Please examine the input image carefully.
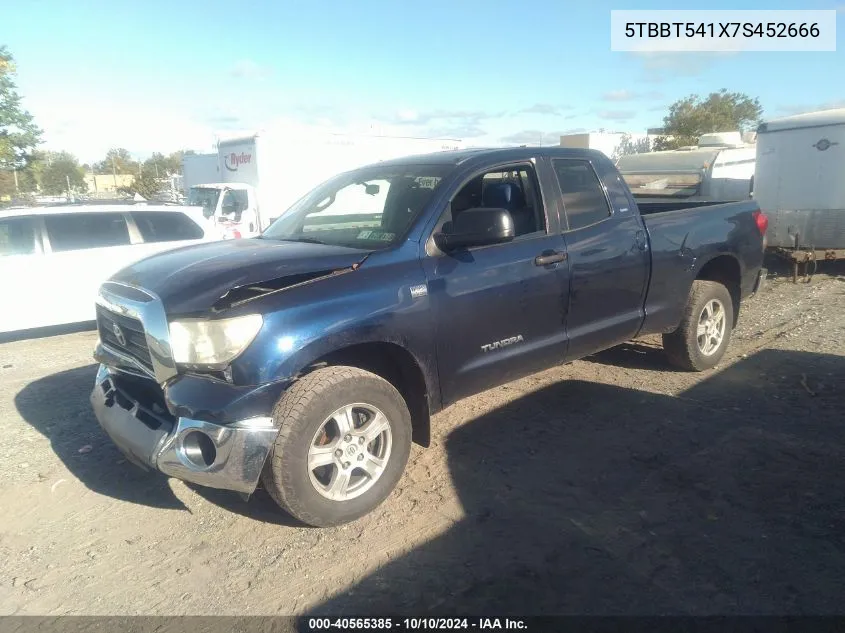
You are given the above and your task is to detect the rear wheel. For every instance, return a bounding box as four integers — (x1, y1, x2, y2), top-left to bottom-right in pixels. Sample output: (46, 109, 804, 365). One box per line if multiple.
(663, 280, 734, 371)
(261, 366, 412, 527)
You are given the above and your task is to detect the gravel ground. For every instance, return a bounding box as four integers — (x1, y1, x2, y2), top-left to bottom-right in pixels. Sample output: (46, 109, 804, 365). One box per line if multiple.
(1, 258, 844, 616)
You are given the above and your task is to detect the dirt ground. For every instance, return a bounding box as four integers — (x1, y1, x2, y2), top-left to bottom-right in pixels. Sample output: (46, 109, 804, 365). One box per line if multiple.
(1, 258, 844, 616)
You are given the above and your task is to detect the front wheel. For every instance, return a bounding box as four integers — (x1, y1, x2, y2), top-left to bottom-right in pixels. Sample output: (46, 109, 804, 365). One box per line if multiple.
(261, 366, 412, 527)
(662, 280, 734, 371)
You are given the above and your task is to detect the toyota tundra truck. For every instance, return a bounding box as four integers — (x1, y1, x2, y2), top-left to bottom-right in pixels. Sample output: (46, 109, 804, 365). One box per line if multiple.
(89, 147, 768, 527)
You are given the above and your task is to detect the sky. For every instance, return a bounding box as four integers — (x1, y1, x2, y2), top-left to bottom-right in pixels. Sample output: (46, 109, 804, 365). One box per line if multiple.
(4, 0, 845, 163)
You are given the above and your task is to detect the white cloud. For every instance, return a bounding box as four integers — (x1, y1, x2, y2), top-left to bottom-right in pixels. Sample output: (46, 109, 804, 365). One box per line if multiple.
(632, 51, 735, 82)
(777, 99, 845, 116)
(602, 89, 665, 102)
(517, 103, 573, 115)
(598, 110, 637, 122)
(603, 90, 636, 102)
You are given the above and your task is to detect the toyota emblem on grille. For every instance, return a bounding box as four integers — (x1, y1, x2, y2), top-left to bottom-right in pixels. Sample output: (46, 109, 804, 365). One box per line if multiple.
(112, 323, 127, 347)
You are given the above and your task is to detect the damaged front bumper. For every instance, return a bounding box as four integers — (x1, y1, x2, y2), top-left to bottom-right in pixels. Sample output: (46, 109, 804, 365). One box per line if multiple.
(90, 363, 279, 496)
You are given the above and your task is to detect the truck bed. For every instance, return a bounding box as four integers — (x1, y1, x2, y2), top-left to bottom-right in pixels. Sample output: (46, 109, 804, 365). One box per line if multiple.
(638, 198, 763, 336)
(635, 198, 747, 215)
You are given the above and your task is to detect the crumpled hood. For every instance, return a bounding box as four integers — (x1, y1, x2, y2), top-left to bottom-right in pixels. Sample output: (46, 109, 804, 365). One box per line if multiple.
(108, 238, 369, 315)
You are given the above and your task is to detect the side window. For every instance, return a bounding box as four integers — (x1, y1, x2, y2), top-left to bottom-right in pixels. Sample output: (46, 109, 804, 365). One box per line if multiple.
(602, 171, 634, 214)
(447, 164, 545, 239)
(0, 217, 38, 256)
(131, 211, 205, 243)
(221, 189, 249, 219)
(44, 213, 131, 252)
(552, 159, 611, 231)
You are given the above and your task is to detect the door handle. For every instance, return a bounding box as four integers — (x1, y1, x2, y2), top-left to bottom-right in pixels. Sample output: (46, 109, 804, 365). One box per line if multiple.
(534, 251, 568, 266)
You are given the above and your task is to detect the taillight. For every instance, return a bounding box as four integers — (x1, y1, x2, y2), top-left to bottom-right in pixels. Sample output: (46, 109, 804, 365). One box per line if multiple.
(753, 209, 768, 235)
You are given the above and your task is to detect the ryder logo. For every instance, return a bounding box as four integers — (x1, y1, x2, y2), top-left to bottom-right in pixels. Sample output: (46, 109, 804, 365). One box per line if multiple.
(224, 151, 252, 172)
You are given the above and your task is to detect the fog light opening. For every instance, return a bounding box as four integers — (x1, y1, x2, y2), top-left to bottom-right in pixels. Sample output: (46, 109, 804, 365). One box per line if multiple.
(180, 430, 217, 469)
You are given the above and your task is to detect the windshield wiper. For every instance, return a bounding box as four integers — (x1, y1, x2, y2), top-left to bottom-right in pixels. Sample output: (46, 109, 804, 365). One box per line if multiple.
(264, 236, 327, 245)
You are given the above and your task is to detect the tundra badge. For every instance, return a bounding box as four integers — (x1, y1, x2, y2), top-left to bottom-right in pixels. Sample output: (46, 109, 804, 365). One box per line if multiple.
(410, 284, 428, 298)
(481, 335, 524, 353)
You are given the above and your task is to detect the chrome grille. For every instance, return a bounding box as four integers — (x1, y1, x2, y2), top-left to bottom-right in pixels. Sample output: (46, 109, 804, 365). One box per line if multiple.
(96, 304, 154, 373)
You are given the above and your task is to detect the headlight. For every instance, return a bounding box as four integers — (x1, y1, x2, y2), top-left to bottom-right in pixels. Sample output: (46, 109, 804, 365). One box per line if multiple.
(169, 314, 263, 366)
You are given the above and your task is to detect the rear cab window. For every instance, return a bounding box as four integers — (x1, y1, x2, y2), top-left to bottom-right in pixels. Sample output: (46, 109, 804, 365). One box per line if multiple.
(552, 159, 611, 231)
(0, 216, 39, 256)
(130, 211, 204, 242)
(44, 212, 131, 252)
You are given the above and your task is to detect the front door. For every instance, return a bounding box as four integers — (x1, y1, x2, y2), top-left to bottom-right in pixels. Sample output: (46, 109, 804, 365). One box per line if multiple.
(422, 161, 570, 405)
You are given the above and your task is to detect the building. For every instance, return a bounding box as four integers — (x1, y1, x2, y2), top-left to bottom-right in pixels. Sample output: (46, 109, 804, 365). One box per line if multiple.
(83, 173, 135, 193)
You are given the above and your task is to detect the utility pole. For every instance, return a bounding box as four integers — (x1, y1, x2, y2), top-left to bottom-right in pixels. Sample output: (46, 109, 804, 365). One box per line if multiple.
(13, 168, 19, 195)
(66, 173, 71, 199)
(112, 156, 118, 191)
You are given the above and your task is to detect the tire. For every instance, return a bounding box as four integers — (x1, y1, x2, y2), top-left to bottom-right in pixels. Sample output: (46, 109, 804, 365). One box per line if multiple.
(261, 366, 412, 527)
(662, 280, 734, 372)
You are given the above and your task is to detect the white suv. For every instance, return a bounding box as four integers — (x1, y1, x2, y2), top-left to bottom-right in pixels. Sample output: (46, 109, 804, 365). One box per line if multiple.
(0, 204, 214, 334)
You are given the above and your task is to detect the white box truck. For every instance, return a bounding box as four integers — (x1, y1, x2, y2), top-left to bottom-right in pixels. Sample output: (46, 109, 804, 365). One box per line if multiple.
(186, 131, 463, 239)
(182, 153, 220, 196)
(754, 108, 845, 253)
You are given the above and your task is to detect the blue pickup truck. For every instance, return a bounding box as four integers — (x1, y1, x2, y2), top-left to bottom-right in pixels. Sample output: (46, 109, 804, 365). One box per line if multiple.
(90, 147, 768, 527)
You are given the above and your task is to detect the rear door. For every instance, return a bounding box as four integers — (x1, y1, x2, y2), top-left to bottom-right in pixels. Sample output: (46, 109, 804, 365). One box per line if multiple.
(551, 157, 650, 361)
(127, 210, 209, 259)
(41, 211, 135, 325)
(422, 160, 570, 404)
(0, 215, 46, 332)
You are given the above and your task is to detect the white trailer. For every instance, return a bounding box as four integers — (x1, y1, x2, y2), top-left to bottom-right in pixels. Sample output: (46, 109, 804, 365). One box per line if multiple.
(754, 108, 845, 258)
(188, 131, 463, 239)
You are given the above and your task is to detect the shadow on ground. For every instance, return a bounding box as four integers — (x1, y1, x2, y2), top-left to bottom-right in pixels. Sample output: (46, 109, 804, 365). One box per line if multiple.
(185, 484, 306, 528)
(312, 349, 845, 616)
(584, 341, 674, 372)
(14, 363, 187, 510)
(0, 321, 96, 344)
(13, 363, 303, 523)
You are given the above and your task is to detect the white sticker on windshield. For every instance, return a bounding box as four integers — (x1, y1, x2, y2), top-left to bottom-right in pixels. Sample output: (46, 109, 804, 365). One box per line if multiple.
(357, 230, 395, 241)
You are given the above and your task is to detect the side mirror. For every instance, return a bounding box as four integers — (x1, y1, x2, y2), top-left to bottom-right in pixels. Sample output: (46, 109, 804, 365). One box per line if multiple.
(364, 184, 380, 195)
(434, 207, 515, 251)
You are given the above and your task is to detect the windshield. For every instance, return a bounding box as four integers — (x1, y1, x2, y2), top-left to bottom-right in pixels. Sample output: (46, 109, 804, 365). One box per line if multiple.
(187, 187, 222, 218)
(261, 164, 451, 249)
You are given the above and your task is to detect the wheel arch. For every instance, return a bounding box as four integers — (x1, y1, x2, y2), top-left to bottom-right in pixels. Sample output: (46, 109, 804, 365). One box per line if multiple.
(297, 341, 433, 448)
(695, 254, 742, 327)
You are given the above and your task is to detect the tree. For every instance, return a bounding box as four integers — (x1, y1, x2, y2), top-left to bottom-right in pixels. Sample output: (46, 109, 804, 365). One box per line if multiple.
(612, 133, 651, 160)
(1, 46, 42, 194)
(95, 148, 139, 175)
(40, 151, 87, 195)
(653, 90, 763, 151)
(119, 171, 160, 199)
(143, 149, 193, 176)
